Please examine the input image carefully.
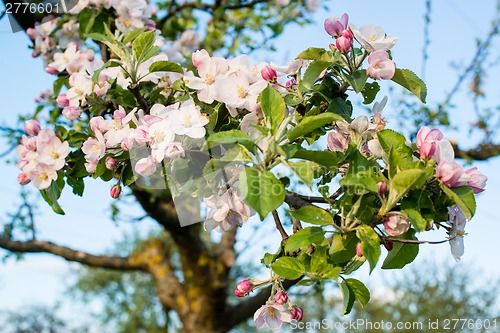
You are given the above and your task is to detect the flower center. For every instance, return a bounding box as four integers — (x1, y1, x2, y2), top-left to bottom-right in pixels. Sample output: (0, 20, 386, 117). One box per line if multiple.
(205, 73, 214, 85)
(267, 308, 276, 318)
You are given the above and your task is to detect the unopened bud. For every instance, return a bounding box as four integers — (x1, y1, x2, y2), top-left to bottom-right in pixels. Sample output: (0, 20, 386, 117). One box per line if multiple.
(62, 106, 81, 121)
(261, 65, 277, 81)
(17, 173, 30, 185)
(290, 306, 304, 321)
(335, 36, 351, 53)
(234, 279, 253, 297)
(274, 291, 288, 304)
(57, 93, 70, 107)
(110, 184, 121, 199)
(383, 212, 410, 237)
(377, 181, 387, 196)
(24, 119, 41, 136)
(45, 66, 59, 75)
(105, 157, 118, 170)
(356, 243, 363, 257)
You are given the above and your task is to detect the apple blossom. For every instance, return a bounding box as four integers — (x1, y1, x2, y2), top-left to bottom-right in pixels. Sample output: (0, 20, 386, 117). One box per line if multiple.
(377, 181, 387, 196)
(135, 155, 158, 177)
(110, 184, 121, 199)
(17, 173, 30, 185)
(447, 205, 467, 261)
(462, 167, 487, 193)
(254, 303, 292, 330)
(436, 160, 464, 188)
(169, 99, 209, 138)
(105, 157, 118, 170)
(57, 93, 70, 107)
(261, 66, 278, 81)
(327, 131, 349, 152)
(324, 13, 349, 38)
(62, 106, 81, 120)
(336, 36, 351, 53)
(366, 50, 396, 80)
(351, 24, 398, 51)
(383, 213, 410, 237)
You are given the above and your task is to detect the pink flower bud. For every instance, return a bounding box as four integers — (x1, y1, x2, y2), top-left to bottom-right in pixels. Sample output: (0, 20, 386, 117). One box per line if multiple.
(419, 141, 436, 159)
(110, 184, 121, 199)
(85, 160, 98, 174)
(234, 280, 253, 297)
(45, 66, 59, 75)
(327, 131, 349, 152)
(274, 291, 288, 304)
(62, 106, 81, 120)
(377, 181, 387, 196)
(356, 243, 363, 257)
(23, 137, 37, 151)
(145, 19, 156, 31)
(26, 28, 37, 40)
(261, 65, 277, 81)
(290, 306, 304, 321)
(17, 173, 31, 185)
(436, 160, 464, 188)
(383, 212, 410, 237)
(17, 159, 29, 170)
(366, 50, 396, 80)
(57, 93, 70, 107)
(134, 156, 157, 177)
(324, 13, 349, 37)
(120, 137, 134, 151)
(416, 126, 443, 148)
(24, 120, 41, 136)
(105, 157, 118, 170)
(341, 29, 353, 40)
(335, 36, 351, 53)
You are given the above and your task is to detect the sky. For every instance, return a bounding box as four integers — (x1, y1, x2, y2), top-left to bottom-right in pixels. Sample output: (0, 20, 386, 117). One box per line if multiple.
(0, 0, 500, 327)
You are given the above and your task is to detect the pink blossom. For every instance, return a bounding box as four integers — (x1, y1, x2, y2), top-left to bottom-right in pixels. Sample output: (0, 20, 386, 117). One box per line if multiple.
(274, 291, 288, 304)
(462, 167, 487, 193)
(327, 131, 349, 152)
(254, 303, 292, 330)
(85, 160, 98, 174)
(234, 280, 253, 297)
(324, 13, 349, 38)
(356, 243, 363, 257)
(81, 130, 106, 162)
(336, 36, 351, 53)
(135, 155, 157, 177)
(29, 164, 57, 190)
(377, 181, 387, 196)
(105, 157, 118, 170)
(366, 50, 396, 80)
(169, 99, 209, 139)
(261, 65, 277, 81)
(447, 205, 467, 261)
(383, 213, 410, 237)
(57, 93, 70, 107)
(17, 173, 30, 185)
(351, 24, 398, 51)
(62, 106, 81, 120)
(416, 126, 444, 147)
(436, 160, 464, 188)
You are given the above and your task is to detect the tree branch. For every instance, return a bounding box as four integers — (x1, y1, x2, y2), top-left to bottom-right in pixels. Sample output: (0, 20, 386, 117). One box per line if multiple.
(452, 141, 500, 161)
(0, 237, 146, 271)
(272, 210, 288, 240)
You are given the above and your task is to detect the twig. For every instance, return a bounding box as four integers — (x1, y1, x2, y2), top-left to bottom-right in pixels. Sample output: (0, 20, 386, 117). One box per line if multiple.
(128, 85, 149, 112)
(272, 210, 288, 240)
(292, 217, 302, 233)
(381, 235, 449, 245)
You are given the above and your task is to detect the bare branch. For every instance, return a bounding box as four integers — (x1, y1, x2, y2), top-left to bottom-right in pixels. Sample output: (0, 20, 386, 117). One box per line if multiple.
(272, 210, 288, 240)
(0, 237, 146, 271)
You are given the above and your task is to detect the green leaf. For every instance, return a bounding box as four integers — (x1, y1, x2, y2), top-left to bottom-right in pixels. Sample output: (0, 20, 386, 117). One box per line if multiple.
(327, 98, 351, 120)
(149, 60, 184, 74)
(291, 150, 341, 168)
(309, 246, 329, 275)
(340, 173, 379, 195)
(206, 130, 255, 149)
(345, 70, 367, 93)
(290, 206, 334, 226)
(132, 31, 156, 63)
(288, 113, 342, 141)
(271, 257, 305, 280)
(123, 27, 148, 43)
(239, 168, 285, 220)
(391, 68, 427, 103)
(361, 82, 381, 104)
(92, 60, 122, 83)
(401, 208, 428, 232)
(386, 169, 427, 213)
(329, 233, 358, 264)
(296, 47, 334, 62)
(440, 185, 476, 219)
(286, 161, 316, 187)
(377, 129, 413, 161)
(382, 229, 419, 269)
(285, 227, 326, 253)
(302, 61, 331, 90)
(40, 181, 65, 215)
(356, 225, 381, 273)
(339, 280, 355, 315)
(260, 85, 285, 133)
(345, 278, 370, 308)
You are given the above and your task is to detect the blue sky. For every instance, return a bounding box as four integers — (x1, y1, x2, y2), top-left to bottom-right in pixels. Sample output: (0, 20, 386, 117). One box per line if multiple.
(0, 0, 499, 324)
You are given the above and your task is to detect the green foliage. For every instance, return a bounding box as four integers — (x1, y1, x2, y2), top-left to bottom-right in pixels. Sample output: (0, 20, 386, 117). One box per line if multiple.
(391, 68, 427, 103)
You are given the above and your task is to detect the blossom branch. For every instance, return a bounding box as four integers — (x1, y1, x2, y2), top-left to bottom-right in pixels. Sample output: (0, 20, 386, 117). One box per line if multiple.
(381, 235, 449, 245)
(272, 210, 288, 240)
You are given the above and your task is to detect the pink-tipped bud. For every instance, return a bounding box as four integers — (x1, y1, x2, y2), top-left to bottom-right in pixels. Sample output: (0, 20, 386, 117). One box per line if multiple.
(17, 173, 31, 185)
(274, 291, 288, 304)
(261, 65, 277, 81)
(341, 29, 353, 40)
(120, 137, 134, 152)
(335, 36, 351, 53)
(62, 106, 81, 120)
(356, 243, 363, 257)
(234, 280, 253, 297)
(290, 306, 304, 321)
(110, 184, 121, 199)
(377, 181, 387, 196)
(24, 119, 41, 136)
(419, 141, 436, 159)
(57, 93, 70, 107)
(26, 27, 37, 40)
(45, 66, 59, 75)
(383, 212, 410, 237)
(145, 19, 156, 31)
(105, 157, 118, 170)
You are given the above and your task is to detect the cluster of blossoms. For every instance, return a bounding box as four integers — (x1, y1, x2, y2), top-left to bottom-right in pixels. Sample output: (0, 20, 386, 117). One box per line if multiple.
(234, 279, 303, 330)
(16, 120, 69, 190)
(324, 13, 397, 80)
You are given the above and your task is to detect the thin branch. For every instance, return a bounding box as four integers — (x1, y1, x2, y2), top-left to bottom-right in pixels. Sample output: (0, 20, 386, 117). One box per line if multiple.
(129, 85, 149, 112)
(292, 217, 303, 233)
(381, 235, 449, 245)
(272, 210, 288, 240)
(0, 237, 146, 271)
